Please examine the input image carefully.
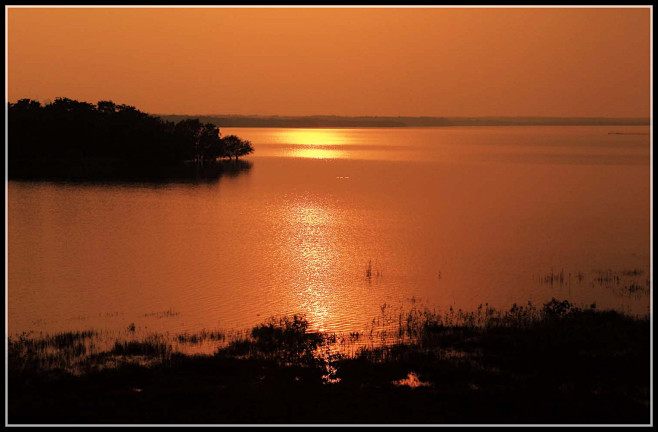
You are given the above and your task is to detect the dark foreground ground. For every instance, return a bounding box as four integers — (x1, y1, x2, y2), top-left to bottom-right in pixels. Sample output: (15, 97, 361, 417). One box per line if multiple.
(8, 301, 650, 424)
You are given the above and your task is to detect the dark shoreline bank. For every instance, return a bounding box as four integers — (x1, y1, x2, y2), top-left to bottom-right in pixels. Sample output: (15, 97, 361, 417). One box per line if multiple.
(8, 300, 650, 424)
(8, 158, 253, 183)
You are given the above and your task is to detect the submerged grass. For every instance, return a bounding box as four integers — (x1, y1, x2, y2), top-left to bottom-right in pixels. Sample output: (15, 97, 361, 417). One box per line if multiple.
(110, 336, 171, 357)
(176, 330, 225, 344)
(8, 298, 650, 424)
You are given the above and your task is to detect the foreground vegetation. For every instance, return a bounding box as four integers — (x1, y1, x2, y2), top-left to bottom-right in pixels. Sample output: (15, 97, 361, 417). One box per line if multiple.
(8, 299, 650, 424)
(8, 98, 254, 181)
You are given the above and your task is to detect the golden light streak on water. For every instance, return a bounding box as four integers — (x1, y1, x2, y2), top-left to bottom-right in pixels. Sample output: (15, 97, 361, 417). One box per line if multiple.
(286, 147, 349, 159)
(281, 129, 350, 146)
(278, 129, 353, 159)
(284, 200, 342, 333)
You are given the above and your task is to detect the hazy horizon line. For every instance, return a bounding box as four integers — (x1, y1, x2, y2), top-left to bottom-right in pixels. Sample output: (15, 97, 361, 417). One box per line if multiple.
(157, 113, 650, 120)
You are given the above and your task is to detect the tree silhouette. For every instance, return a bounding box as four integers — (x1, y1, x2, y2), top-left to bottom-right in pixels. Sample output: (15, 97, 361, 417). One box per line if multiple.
(221, 135, 254, 160)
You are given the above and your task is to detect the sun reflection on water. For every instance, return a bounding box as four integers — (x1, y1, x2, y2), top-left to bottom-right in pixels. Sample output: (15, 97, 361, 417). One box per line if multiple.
(281, 129, 350, 146)
(280, 129, 352, 159)
(287, 148, 349, 159)
(283, 199, 342, 333)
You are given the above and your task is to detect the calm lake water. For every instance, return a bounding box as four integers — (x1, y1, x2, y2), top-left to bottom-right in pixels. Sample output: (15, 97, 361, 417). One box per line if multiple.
(8, 126, 651, 337)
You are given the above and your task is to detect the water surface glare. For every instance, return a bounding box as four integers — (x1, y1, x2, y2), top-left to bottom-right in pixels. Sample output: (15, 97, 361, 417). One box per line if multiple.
(8, 126, 651, 337)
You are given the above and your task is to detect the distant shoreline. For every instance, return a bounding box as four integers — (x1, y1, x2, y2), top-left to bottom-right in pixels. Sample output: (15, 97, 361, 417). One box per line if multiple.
(158, 114, 650, 129)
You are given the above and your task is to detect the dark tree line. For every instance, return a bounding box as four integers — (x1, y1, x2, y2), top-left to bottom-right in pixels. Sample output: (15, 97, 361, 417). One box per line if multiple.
(8, 98, 254, 180)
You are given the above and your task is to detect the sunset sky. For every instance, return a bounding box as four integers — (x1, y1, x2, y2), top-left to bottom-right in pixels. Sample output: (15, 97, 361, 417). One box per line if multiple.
(7, 6, 651, 117)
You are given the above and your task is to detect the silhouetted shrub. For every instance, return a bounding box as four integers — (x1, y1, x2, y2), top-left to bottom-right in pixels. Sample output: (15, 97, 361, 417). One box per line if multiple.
(542, 298, 574, 318)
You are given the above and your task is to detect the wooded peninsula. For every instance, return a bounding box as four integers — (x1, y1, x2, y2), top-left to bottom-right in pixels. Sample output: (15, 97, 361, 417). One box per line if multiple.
(8, 98, 254, 181)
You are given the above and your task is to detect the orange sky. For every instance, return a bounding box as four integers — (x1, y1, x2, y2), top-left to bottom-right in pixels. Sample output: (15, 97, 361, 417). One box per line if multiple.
(7, 7, 651, 117)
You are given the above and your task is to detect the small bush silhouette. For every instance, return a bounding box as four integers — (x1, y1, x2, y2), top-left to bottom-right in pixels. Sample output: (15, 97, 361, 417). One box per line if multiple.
(542, 298, 574, 318)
